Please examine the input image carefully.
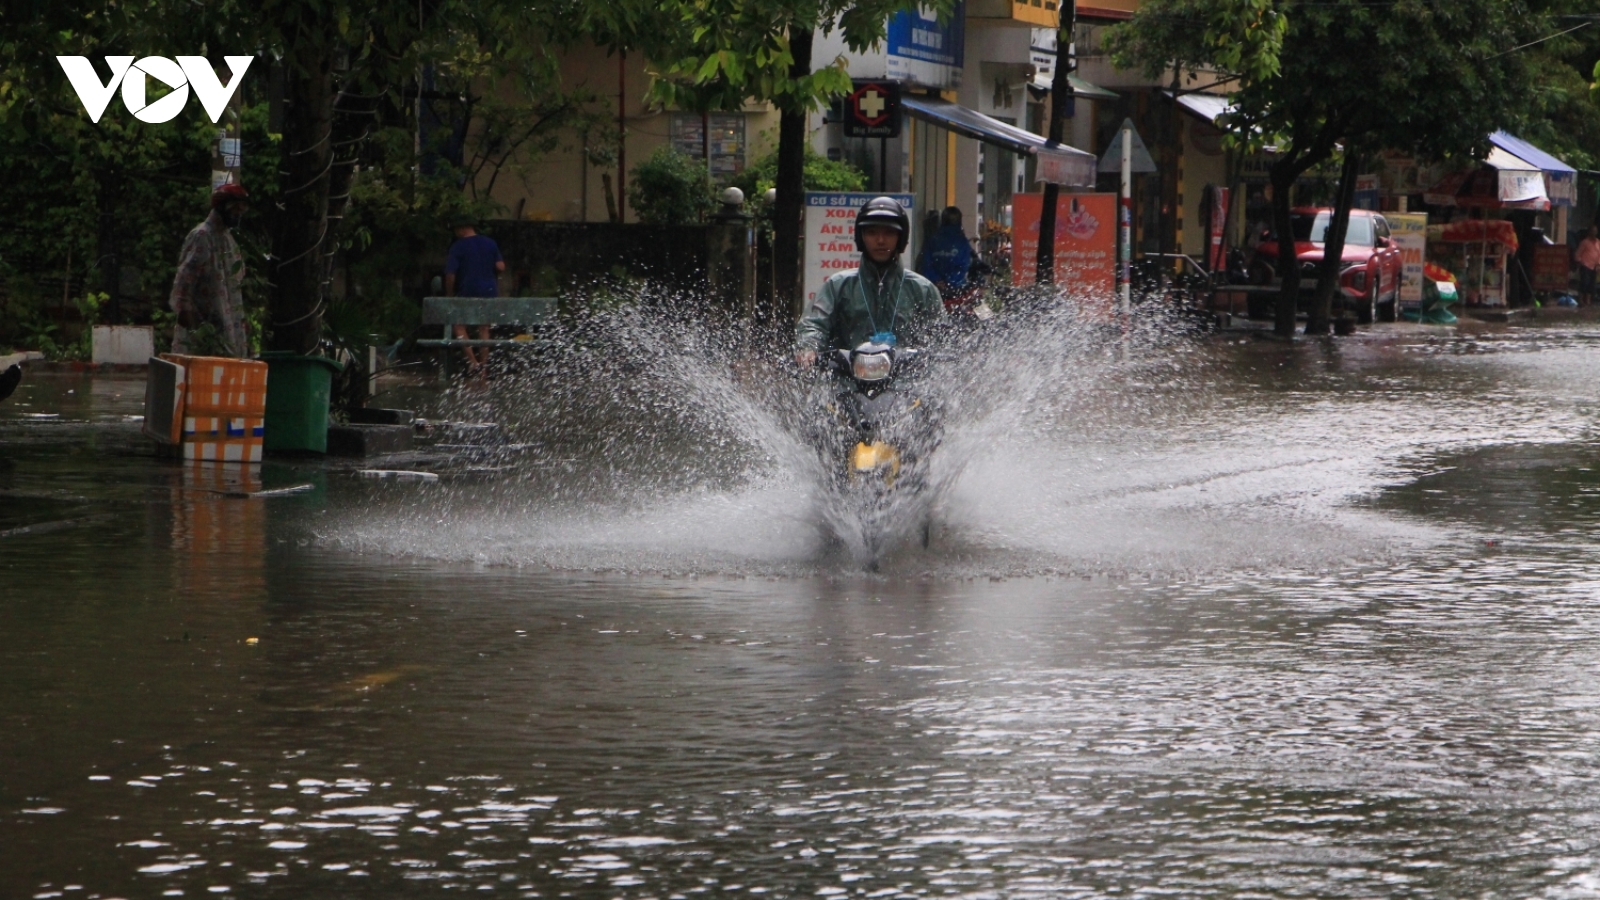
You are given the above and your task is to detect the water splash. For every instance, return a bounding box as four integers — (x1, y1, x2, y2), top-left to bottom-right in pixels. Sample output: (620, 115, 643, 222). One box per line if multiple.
(331, 285, 1440, 576)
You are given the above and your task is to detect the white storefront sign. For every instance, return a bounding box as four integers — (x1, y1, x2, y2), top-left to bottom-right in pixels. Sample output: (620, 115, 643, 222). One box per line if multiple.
(1388, 212, 1428, 308)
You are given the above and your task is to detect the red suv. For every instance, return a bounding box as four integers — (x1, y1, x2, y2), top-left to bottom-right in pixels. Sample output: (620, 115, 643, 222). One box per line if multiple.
(1254, 208, 1404, 323)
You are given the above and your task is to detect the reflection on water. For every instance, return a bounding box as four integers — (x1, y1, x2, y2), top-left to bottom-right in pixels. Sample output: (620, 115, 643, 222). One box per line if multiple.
(7, 325, 1600, 896)
(170, 463, 268, 598)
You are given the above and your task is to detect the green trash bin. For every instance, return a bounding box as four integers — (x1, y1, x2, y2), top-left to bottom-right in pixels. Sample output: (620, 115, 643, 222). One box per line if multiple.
(262, 352, 344, 454)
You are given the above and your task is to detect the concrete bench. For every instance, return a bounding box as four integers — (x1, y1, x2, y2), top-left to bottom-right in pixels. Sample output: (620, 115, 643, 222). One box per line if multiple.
(415, 296, 558, 377)
(415, 296, 558, 350)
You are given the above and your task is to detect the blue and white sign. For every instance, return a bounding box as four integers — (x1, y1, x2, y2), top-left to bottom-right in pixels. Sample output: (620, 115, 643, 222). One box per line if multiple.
(886, 2, 964, 90)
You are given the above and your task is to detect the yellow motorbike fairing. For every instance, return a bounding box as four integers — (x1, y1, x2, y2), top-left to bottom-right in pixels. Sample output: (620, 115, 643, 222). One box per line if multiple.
(850, 440, 901, 485)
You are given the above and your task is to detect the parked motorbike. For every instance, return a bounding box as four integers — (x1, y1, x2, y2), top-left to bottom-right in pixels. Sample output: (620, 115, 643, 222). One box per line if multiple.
(937, 256, 998, 322)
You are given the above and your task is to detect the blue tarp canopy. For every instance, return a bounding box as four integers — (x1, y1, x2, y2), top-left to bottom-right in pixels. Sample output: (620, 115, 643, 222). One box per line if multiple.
(899, 95, 1097, 188)
(1489, 131, 1576, 207)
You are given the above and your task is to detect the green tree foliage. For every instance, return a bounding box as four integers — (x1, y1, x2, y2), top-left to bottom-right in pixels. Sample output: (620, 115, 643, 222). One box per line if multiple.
(0, 4, 275, 353)
(729, 144, 868, 199)
(1104, 0, 1286, 86)
(1514, 1, 1600, 172)
(634, 0, 952, 322)
(1110, 0, 1537, 336)
(639, 0, 941, 116)
(0, 0, 609, 355)
(627, 147, 716, 224)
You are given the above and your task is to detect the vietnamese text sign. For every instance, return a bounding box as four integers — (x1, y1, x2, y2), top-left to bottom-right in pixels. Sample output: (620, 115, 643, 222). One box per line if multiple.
(886, 1, 965, 89)
(1389, 212, 1428, 308)
(1498, 169, 1546, 204)
(803, 192, 917, 307)
(1034, 148, 1097, 188)
(1547, 172, 1577, 208)
(1010, 193, 1117, 310)
(1533, 245, 1570, 292)
(1354, 173, 1380, 210)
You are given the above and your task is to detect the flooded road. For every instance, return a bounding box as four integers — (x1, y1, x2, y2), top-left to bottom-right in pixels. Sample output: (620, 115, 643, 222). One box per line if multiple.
(7, 320, 1600, 898)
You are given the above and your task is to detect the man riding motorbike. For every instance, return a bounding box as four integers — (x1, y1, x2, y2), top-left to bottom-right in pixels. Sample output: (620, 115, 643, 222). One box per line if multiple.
(794, 196, 944, 367)
(919, 205, 975, 310)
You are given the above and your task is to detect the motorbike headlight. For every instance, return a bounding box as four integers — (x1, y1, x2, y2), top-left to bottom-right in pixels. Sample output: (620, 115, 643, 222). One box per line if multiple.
(851, 351, 893, 382)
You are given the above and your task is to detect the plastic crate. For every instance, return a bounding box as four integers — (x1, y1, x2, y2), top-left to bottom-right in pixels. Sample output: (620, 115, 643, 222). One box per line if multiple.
(161, 354, 269, 417)
(150, 354, 269, 462)
(181, 415, 265, 462)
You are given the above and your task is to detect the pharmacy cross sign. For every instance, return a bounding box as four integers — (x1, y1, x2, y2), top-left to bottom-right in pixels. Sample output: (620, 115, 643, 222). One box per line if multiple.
(861, 90, 886, 119)
(845, 80, 901, 138)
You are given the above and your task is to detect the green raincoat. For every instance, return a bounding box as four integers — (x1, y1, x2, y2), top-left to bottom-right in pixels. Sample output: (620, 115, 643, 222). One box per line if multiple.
(795, 257, 944, 352)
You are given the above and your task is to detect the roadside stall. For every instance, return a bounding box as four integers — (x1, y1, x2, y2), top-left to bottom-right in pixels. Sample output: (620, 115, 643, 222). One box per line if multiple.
(1423, 148, 1548, 308)
(1427, 219, 1518, 307)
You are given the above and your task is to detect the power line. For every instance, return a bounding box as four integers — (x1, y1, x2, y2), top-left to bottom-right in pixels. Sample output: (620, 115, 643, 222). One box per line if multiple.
(1487, 20, 1592, 59)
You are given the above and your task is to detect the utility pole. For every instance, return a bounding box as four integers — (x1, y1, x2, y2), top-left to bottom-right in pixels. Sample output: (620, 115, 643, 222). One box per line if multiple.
(1120, 119, 1131, 316)
(617, 51, 627, 222)
(1035, 0, 1076, 284)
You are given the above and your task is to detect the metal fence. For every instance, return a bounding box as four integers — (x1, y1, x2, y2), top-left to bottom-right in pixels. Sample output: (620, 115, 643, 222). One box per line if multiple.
(485, 221, 710, 293)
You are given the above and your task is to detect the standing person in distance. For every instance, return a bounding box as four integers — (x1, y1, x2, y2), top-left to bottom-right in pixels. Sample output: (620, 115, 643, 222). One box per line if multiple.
(795, 197, 944, 368)
(444, 216, 505, 375)
(169, 183, 251, 357)
(1576, 224, 1600, 306)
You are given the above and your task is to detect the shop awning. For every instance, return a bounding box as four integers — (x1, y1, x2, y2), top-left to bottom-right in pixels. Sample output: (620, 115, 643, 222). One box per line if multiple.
(1489, 130, 1577, 207)
(900, 95, 1098, 187)
(1028, 72, 1120, 100)
(1423, 148, 1549, 210)
(1170, 92, 1233, 124)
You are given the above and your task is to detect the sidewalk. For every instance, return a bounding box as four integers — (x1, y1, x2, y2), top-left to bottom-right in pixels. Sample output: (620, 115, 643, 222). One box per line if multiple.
(1, 350, 45, 369)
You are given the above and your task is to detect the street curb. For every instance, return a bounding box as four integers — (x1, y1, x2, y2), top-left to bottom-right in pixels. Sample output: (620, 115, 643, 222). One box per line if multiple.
(16, 360, 147, 375)
(1, 351, 47, 369)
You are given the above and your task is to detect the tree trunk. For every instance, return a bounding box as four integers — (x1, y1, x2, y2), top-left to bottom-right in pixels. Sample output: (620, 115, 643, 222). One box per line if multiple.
(267, 35, 335, 354)
(1269, 158, 1301, 338)
(1036, 2, 1075, 284)
(775, 26, 813, 324)
(1307, 148, 1360, 335)
(320, 88, 375, 307)
(96, 170, 121, 324)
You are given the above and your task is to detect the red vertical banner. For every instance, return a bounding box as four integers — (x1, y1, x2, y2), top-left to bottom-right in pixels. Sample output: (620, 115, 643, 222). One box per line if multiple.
(1011, 193, 1118, 302)
(1208, 186, 1230, 274)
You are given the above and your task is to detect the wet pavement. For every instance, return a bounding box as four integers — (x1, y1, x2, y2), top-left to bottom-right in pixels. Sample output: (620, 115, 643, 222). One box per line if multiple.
(8, 317, 1600, 898)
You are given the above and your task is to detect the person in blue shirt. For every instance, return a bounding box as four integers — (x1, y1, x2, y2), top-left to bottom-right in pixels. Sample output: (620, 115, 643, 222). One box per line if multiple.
(444, 217, 505, 373)
(918, 206, 974, 304)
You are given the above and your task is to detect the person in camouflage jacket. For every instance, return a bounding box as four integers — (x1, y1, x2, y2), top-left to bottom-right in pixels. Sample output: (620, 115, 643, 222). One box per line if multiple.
(169, 184, 250, 357)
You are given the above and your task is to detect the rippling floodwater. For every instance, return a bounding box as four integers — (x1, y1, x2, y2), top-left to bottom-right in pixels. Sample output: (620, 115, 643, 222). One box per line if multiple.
(7, 319, 1600, 898)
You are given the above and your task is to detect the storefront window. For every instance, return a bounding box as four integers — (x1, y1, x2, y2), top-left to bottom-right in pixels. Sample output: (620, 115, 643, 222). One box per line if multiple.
(670, 113, 747, 181)
(978, 120, 1018, 231)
